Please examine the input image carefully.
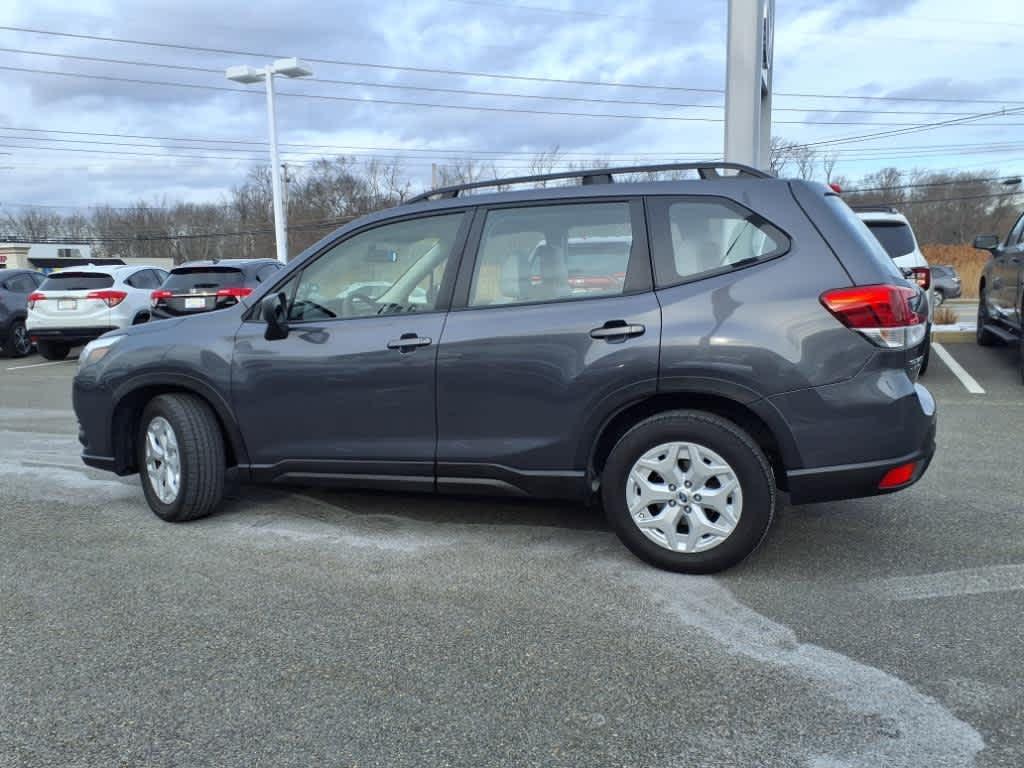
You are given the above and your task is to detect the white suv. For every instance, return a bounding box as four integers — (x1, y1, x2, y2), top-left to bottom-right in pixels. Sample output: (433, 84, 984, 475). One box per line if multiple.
(855, 206, 933, 373)
(27, 265, 168, 360)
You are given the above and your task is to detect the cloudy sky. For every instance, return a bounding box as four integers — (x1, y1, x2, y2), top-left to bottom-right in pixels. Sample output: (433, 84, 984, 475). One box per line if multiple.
(0, 0, 1021, 212)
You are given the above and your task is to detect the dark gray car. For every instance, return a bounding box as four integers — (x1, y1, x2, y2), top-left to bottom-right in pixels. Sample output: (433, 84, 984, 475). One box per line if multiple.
(73, 164, 936, 573)
(0, 269, 45, 357)
(975, 214, 1024, 382)
(931, 265, 962, 305)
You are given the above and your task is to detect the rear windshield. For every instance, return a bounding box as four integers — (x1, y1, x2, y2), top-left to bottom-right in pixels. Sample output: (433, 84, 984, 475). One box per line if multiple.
(163, 267, 244, 292)
(864, 221, 916, 259)
(39, 272, 114, 291)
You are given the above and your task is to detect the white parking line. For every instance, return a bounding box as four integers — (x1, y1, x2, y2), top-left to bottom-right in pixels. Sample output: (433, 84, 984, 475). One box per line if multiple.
(5, 359, 77, 371)
(932, 342, 985, 394)
(868, 564, 1024, 601)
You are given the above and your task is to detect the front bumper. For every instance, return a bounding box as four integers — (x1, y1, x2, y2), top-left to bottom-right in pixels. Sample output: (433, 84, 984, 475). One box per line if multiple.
(30, 326, 117, 346)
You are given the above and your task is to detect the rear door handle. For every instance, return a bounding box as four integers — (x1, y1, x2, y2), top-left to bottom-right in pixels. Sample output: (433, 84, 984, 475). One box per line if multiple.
(387, 334, 432, 352)
(590, 321, 645, 340)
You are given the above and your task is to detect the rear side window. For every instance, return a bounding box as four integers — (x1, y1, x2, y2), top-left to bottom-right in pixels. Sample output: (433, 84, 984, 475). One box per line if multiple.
(39, 272, 114, 291)
(163, 267, 245, 292)
(864, 221, 916, 259)
(4, 274, 37, 293)
(469, 202, 634, 308)
(647, 197, 789, 287)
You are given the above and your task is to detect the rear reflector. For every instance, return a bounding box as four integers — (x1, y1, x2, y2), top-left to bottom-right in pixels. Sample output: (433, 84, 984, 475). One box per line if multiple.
(86, 289, 128, 308)
(820, 284, 927, 349)
(879, 462, 917, 489)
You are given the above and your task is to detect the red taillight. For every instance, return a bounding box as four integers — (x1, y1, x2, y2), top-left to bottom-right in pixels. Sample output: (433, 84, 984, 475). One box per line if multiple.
(86, 289, 128, 308)
(909, 266, 931, 291)
(151, 289, 173, 307)
(879, 462, 917, 489)
(28, 292, 45, 309)
(820, 284, 927, 349)
(215, 287, 253, 302)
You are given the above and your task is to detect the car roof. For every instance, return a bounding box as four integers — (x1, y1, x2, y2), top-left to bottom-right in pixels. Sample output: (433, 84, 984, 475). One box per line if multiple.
(170, 259, 277, 271)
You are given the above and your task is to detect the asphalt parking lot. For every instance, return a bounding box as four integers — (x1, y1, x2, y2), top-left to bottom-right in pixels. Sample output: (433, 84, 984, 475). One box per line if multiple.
(1, 343, 1022, 768)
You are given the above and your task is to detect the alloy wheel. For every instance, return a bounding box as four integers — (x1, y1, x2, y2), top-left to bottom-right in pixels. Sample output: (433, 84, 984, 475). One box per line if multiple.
(626, 441, 743, 554)
(144, 416, 181, 504)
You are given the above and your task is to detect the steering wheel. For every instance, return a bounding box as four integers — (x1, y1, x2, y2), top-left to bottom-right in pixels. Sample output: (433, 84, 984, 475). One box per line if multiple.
(342, 290, 380, 318)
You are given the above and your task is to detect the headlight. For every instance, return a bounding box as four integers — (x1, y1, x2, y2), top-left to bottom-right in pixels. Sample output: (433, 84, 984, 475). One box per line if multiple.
(78, 335, 123, 370)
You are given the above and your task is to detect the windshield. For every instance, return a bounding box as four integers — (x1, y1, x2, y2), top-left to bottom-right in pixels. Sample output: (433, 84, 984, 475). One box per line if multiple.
(865, 221, 916, 259)
(163, 267, 245, 292)
(39, 272, 114, 291)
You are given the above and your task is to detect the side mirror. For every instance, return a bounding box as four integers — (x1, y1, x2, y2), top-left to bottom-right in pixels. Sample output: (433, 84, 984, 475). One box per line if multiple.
(262, 293, 290, 341)
(973, 234, 1000, 252)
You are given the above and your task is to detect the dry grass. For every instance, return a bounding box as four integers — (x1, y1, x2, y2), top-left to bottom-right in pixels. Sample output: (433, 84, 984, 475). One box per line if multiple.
(932, 305, 958, 325)
(921, 244, 988, 299)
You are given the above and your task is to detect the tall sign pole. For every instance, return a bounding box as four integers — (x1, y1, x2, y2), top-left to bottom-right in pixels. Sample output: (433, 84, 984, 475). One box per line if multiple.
(724, 0, 774, 171)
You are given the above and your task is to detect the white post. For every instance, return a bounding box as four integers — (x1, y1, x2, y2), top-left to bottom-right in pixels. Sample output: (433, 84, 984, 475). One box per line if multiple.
(724, 0, 773, 171)
(264, 66, 288, 264)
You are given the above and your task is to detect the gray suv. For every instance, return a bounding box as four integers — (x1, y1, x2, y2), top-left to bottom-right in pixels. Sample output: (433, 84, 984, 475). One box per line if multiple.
(0, 268, 45, 357)
(73, 164, 936, 573)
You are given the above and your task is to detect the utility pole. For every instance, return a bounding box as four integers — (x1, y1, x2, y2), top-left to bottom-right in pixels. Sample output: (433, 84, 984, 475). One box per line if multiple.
(431, 162, 439, 189)
(724, 0, 774, 170)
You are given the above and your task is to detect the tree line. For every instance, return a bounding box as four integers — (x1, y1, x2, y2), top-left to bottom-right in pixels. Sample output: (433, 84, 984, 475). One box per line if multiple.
(1, 144, 1019, 263)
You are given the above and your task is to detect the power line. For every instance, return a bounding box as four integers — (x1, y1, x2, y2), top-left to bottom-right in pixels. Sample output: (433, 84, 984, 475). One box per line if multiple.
(4, 24, 1024, 108)
(8, 44, 1010, 117)
(8, 63, 1024, 129)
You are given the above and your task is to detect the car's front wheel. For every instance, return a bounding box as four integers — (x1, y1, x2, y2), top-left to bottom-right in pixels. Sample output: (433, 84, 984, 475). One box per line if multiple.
(601, 411, 776, 574)
(138, 393, 225, 523)
(36, 341, 69, 360)
(2, 320, 32, 358)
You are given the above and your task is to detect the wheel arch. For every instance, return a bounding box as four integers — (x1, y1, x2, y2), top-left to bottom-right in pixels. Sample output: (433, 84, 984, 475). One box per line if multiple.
(110, 373, 249, 474)
(586, 390, 799, 494)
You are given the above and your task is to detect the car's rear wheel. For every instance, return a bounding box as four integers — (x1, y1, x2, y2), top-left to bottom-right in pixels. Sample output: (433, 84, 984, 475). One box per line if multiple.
(976, 288, 1000, 347)
(601, 410, 775, 574)
(919, 333, 931, 376)
(36, 341, 70, 360)
(933, 290, 945, 308)
(2, 320, 32, 358)
(138, 393, 225, 523)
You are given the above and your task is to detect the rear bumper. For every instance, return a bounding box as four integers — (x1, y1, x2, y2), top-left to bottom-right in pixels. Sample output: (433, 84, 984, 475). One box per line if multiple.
(786, 423, 936, 504)
(29, 327, 117, 345)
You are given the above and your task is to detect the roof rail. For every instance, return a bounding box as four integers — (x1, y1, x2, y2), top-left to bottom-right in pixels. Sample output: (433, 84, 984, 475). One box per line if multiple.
(406, 162, 771, 204)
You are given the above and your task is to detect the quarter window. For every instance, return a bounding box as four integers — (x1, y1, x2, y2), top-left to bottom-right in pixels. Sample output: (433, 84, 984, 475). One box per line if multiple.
(287, 212, 464, 322)
(469, 202, 633, 308)
(649, 198, 789, 287)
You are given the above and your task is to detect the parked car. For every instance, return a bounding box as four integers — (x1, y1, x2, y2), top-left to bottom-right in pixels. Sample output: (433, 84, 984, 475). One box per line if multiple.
(27, 265, 168, 360)
(974, 215, 1024, 382)
(0, 269, 45, 357)
(929, 265, 962, 306)
(73, 164, 935, 573)
(150, 259, 282, 320)
(855, 206, 933, 374)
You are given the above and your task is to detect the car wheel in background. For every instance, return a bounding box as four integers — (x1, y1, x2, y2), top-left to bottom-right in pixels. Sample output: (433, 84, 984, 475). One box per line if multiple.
(36, 341, 70, 361)
(919, 335, 931, 376)
(601, 410, 775, 574)
(933, 290, 945, 307)
(976, 289, 999, 347)
(2, 320, 32, 358)
(138, 393, 225, 523)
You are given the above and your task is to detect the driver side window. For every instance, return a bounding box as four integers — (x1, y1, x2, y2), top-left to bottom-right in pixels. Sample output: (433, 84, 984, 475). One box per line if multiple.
(287, 212, 465, 322)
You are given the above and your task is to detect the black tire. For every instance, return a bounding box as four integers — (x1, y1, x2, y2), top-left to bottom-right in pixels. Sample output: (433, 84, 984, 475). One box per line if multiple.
(36, 341, 70, 360)
(138, 393, 225, 523)
(601, 410, 776, 574)
(933, 290, 945, 308)
(919, 333, 931, 377)
(1, 320, 32, 358)
(132, 312, 149, 325)
(1019, 336, 1024, 386)
(977, 288, 1000, 347)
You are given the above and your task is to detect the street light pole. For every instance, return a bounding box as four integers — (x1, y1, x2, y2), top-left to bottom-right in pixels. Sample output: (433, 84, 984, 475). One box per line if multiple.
(226, 58, 312, 264)
(263, 66, 288, 265)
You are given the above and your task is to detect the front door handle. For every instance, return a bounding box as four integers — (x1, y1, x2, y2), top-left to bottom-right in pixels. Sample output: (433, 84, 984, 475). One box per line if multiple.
(590, 321, 645, 340)
(387, 333, 432, 352)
